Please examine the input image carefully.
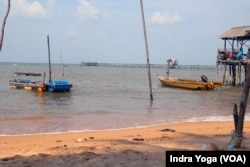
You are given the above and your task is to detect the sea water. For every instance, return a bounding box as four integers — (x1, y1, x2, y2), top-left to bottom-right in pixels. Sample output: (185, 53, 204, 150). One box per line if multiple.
(0, 63, 249, 135)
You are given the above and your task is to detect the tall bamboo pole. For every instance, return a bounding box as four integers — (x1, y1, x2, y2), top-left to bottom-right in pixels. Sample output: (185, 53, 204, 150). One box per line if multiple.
(0, 0, 11, 51)
(139, 0, 153, 102)
(47, 35, 52, 81)
(60, 51, 64, 77)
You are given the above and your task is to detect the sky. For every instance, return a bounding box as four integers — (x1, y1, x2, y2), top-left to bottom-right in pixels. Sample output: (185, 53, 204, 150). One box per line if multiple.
(0, 0, 250, 65)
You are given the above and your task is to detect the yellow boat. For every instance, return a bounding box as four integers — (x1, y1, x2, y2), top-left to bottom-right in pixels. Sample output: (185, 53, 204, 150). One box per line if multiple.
(158, 75, 223, 91)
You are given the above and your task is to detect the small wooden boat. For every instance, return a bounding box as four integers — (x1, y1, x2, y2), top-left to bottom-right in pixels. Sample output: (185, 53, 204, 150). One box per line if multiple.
(9, 78, 32, 89)
(9, 77, 45, 91)
(158, 75, 223, 91)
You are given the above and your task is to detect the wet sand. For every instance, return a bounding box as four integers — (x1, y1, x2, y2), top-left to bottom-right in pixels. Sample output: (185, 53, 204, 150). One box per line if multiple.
(0, 121, 250, 167)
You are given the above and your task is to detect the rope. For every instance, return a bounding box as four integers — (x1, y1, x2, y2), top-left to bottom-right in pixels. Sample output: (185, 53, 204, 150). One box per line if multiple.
(221, 130, 237, 150)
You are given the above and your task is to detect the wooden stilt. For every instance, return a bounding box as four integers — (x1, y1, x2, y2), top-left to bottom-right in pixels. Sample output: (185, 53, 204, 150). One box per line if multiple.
(237, 63, 241, 85)
(229, 65, 232, 85)
(223, 64, 226, 83)
(232, 65, 236, 86)
(216, 63, 218, 81)
(244, 65, 247, 85)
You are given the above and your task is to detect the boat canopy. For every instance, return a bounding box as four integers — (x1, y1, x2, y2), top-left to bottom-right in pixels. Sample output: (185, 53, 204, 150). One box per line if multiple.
(48, 80, 71, 85)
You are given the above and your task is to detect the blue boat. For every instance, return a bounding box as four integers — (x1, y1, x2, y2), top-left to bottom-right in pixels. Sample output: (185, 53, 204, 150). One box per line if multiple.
(45, 35, 73, 93)
(45, 80, 72, 92)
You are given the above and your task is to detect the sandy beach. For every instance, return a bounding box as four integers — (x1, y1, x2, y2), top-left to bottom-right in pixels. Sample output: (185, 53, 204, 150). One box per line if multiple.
(0, 121, 250, 167)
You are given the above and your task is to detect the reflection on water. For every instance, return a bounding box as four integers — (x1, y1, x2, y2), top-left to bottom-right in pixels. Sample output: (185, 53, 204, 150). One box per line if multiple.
(36, 91, 73, 106)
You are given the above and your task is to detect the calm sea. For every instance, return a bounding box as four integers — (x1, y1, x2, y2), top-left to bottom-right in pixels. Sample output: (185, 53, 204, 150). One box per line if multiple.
(0, 63, 249, 135)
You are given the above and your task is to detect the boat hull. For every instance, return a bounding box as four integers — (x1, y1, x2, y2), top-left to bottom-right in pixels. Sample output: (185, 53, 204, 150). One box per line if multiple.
(45, 80, 72, 92)
(158, 75, 223, 91)
(9, 78, 45, 90)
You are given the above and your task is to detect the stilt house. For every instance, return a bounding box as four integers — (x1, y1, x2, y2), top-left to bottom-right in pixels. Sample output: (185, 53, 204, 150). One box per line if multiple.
(217, 25, 250, 86)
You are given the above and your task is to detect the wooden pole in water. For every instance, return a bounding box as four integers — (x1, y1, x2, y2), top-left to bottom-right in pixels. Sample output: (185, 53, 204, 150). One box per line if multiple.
(166, 60, 170, 77)
(47, 35, 52, 81)
(42, 72, 46, 85)
(139, 0, 153, 102)
(60, 51, 64, 77)
(216, 63, 218, 81)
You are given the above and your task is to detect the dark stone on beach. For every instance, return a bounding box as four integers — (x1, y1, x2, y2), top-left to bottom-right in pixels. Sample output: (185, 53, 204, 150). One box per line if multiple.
(2, 158, 10, 161)
(133, 137, 144, 141)
(160, 128, 176, 132)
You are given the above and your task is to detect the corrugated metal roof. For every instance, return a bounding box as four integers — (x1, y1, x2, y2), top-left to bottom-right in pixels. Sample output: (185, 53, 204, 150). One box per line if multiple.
(220, 26, 250, 39)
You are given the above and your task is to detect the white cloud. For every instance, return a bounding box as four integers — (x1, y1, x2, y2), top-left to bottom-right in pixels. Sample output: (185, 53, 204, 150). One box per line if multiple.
(75, 0, 100, 21)
(10, 0, 49, 19)
(150, 11, 181, 25)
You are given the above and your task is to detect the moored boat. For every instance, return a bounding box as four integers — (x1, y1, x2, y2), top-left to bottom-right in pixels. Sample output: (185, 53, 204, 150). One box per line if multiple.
(9, 78, 33, 89)
(45, 35, 73, 93)
(9, 75, 45, 91)
(158, 74, 223, 91)
(45, 80, 72, 92)
(8, 35, 73, 93)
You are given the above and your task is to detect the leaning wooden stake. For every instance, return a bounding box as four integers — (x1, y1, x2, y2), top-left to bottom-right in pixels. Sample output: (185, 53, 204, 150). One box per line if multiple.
(0, 0, 11, 51)
(234, 63, 250, 148)
(139, 0, 153, 102)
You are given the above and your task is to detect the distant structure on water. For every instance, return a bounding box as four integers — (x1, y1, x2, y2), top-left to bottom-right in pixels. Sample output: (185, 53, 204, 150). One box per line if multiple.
(79, 61, 219, 70)
(80, 62, 99, 66)
(166, 58, 178, 69)
(216, 25, 250, 86)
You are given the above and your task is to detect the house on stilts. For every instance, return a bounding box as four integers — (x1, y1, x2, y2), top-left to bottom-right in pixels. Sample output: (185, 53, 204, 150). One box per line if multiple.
(217, 25, 250, 86)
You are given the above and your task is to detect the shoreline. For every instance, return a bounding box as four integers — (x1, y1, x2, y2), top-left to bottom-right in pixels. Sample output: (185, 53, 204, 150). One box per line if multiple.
(2, 117, 250, 136)
(1, 121, 250, 166)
